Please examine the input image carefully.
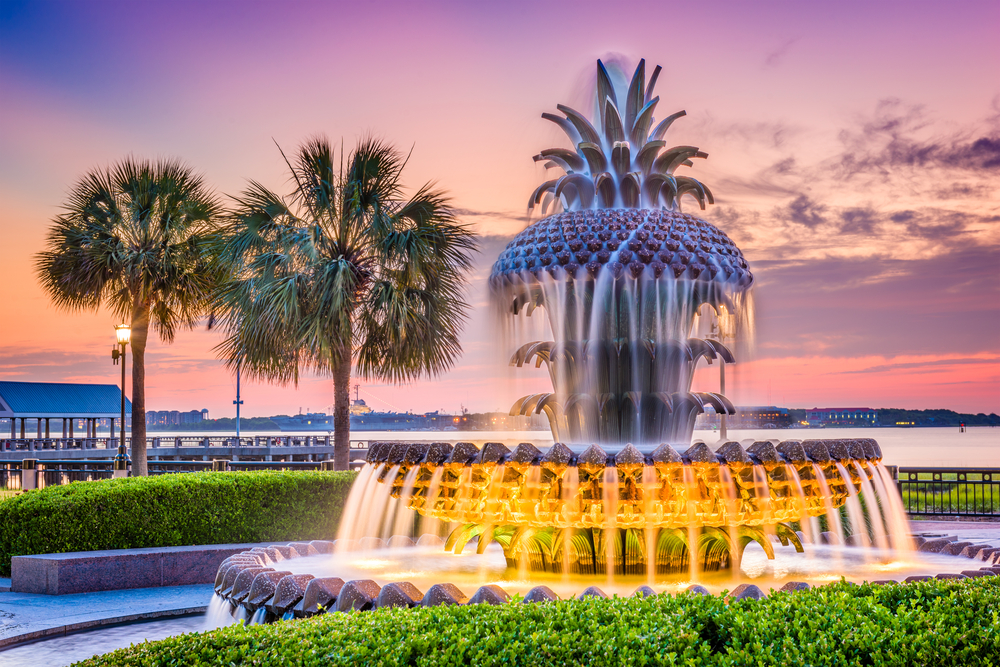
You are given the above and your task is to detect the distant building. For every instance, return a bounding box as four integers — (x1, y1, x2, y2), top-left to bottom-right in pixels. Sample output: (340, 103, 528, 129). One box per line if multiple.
(146, 409, 208, 427)
(806, 408, 878, 426)
(697, 406, 792, 429)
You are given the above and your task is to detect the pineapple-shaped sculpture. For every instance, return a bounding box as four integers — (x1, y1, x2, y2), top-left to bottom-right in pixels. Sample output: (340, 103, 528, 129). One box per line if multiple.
(490, 59, 754, 448)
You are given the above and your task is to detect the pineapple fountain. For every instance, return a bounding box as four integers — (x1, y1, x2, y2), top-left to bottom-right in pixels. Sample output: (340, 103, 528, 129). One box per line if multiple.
(354, 59, 901, 576)
(210, 61, 918, 626)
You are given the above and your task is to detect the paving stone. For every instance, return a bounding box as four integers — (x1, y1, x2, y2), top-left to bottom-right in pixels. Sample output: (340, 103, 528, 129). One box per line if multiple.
(685, 585, 711, 596)
(270, 545, 297, 559)
(934, 573, 967, 580)
(910, 536, 927, 548)
(356, 537, 386, 550)
(335, 579, 382, 612)
(972, 546, 1000, 561)
(287, 542, 320, 557)
(729, 584, 766, 601)
(387, 536, 416, 548)
(266, 574, 315, 616)
(578, 586, 608, 599)
(523, 586, 559, 603)
(917, 539, 952, 553)
(904, 575, 933, 583)
(960, 570, 996, 578)
(293, 577, 344, 617)
(421, 583, 467, 607)
(467, 585, 510, 605)
(229, 567, 272, 602)
(632, 585, 656, 598)
(245, 571, 292, 611)
(416, 535, 446, 547)
(779, 581, 810, 593)
(309, 540, 336, 554)
(941, 541, 973, 556)
(954, 543, 991, 558)
(330, 539, 355, 552)
(376, 582, 423, 608)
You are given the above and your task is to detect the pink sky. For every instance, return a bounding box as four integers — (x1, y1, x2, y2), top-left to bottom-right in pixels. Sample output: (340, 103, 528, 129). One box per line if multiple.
(1, 0, 997, 417)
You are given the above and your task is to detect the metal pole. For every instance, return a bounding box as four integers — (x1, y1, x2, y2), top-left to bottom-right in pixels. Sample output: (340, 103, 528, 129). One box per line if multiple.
(121, 341, 126, 454)
(720, 359, 728, 440)
(234, 362, 243, 445)
(113, 340, 129, 477)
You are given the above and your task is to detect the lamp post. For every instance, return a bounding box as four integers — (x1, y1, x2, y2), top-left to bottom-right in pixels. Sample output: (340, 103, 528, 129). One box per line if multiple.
(112, 324, 131, 477)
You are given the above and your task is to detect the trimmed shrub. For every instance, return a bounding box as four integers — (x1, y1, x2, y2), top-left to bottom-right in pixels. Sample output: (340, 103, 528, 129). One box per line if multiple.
(76, 578, 1000, 666)
(0, 470, 356, 575)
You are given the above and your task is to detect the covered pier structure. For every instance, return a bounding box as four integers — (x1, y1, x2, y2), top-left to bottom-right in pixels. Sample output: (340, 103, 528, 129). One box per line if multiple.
(0, 381, 130, 441)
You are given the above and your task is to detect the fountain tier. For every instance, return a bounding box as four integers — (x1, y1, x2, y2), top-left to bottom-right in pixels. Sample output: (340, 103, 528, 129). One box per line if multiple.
(364, 437, 885, 574)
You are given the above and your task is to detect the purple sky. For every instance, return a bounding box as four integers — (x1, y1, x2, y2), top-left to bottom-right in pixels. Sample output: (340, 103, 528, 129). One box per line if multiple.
(1, 0, 997, 416)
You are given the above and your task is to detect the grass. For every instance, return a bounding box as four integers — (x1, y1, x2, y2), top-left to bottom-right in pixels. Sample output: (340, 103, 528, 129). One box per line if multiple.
(901, 483, 1000, 516)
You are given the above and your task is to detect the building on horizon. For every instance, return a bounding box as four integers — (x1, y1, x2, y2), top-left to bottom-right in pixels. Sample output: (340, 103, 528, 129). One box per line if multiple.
(146, 408, 209, 427)
(806, 408, 878, 426)
(697, 406, 792, 430)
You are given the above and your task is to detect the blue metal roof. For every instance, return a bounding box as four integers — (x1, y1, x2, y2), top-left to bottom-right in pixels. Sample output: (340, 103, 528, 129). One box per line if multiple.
(0, 381, 131, 417)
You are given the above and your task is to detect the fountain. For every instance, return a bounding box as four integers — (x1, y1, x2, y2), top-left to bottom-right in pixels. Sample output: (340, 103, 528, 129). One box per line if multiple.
(207, 59, 942, 624)
(352, 58, 890, 575)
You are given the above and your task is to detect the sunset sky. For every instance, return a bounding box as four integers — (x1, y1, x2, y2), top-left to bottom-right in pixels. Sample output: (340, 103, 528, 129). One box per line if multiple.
(1, 0, 997, 418)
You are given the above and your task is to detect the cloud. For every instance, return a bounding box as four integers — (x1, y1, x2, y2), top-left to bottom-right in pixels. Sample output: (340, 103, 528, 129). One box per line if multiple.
(783, 194, 827, 228)
(835, 99, 1000, 178)
(750, 246, 1000, 358)
(763, 38, 798, 68)
(833, 356, 999, 375)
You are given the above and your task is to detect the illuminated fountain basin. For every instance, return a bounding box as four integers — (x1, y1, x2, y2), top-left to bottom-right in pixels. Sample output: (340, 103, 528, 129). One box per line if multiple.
(348, 436, 910, 577)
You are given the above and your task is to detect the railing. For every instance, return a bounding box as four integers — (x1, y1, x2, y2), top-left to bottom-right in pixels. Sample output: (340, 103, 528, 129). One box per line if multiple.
(36, 460, 115, 487)
(896, 467, 1000, 518)
(1, 436, 374, 451)
(1, 461, 22, 492)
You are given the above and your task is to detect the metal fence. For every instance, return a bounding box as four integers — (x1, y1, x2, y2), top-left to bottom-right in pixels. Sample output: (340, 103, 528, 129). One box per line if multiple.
(37, 460, 115, 487)
(896, 467, 1000, 517)
(1, 461, 21, 492)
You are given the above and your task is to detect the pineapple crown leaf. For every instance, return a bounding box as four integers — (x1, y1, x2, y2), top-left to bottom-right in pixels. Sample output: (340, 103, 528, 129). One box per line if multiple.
(533, 59, 711, 215)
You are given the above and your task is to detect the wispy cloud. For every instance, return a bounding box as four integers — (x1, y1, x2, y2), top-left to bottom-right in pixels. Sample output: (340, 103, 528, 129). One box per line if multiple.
(763, 38, 798, 68)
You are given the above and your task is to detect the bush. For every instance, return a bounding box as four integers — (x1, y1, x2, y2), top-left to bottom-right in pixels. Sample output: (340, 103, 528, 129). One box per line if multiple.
(77, 578, 1000, 666)
(0, 470, 356, 575)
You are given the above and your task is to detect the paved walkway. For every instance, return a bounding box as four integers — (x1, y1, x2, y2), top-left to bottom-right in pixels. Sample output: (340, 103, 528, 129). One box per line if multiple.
(0, 584, 212, 649)
(910, 519, 1000, 544)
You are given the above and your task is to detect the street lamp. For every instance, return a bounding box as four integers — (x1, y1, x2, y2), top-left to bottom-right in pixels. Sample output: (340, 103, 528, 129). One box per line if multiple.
(112, 324, 131, 476)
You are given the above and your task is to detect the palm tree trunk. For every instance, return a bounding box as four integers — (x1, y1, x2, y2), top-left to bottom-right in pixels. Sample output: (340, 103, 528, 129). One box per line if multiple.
(333, 349, 352, 471)
(130, 308, 150, 476)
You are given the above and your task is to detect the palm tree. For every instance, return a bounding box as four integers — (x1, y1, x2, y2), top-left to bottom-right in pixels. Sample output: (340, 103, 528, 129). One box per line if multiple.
(36, 158, 222, 476)
(212, 136, 476, 470)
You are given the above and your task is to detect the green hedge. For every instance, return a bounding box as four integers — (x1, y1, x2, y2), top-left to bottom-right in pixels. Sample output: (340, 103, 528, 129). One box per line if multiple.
(0, 471, 356, 576)
(78, 578, 1000, 666)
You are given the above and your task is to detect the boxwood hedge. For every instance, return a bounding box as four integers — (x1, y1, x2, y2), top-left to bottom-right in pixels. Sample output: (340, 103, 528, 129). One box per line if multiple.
(0, 470, 356, 575)
(78, 578, 1000, 666)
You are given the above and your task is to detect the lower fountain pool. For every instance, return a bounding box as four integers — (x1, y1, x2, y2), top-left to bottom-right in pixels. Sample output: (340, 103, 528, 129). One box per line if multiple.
(259, 538, 979, 600)
(0, 615, 210, 667)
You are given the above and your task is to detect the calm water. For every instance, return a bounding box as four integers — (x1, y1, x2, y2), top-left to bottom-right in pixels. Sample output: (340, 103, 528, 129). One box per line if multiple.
(0, 615, 206, 667)
(152, 426, 999, 468)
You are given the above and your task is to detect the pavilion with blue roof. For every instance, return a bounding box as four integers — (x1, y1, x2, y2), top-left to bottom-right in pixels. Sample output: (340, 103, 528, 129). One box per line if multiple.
(0, 381, 131, 440)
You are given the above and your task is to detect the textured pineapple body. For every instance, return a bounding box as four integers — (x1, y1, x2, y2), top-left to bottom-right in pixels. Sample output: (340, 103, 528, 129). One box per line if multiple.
(491, 208, 752, 289)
